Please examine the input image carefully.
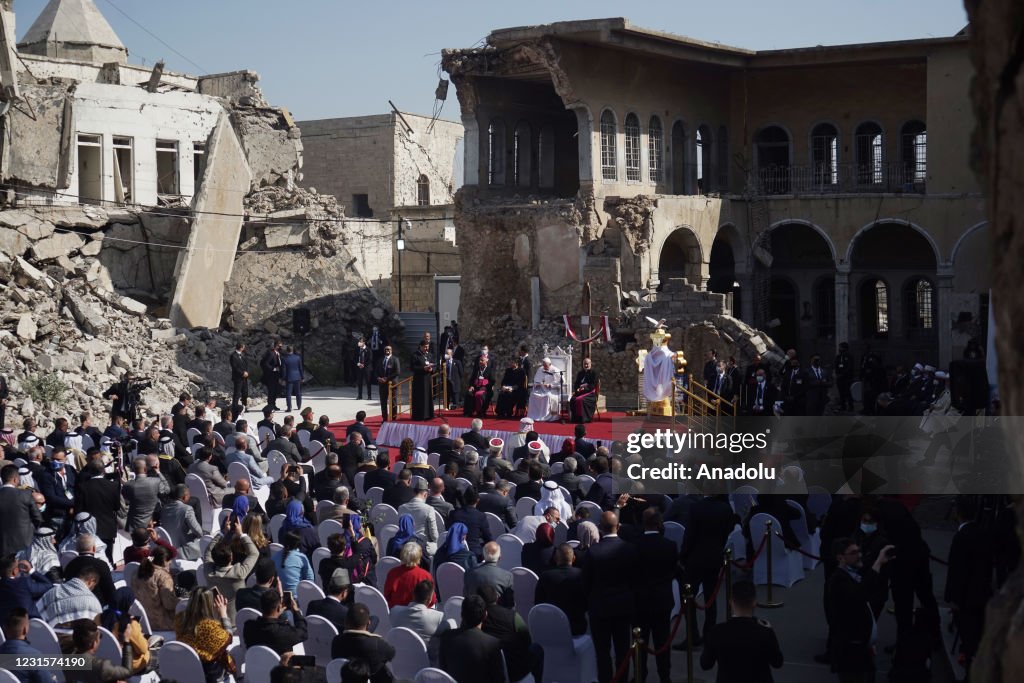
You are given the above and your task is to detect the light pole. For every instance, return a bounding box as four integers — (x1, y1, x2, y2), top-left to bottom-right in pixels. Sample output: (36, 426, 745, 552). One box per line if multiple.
(396, 216, 406, 311)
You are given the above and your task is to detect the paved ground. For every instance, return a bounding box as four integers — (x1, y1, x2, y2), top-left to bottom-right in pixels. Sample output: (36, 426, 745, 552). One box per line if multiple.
(251, 387, 967, 682)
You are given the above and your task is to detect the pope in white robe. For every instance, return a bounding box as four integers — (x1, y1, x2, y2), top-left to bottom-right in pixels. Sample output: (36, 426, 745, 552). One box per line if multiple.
(644, 336, 676, 415)
(527, 358, 562, 422)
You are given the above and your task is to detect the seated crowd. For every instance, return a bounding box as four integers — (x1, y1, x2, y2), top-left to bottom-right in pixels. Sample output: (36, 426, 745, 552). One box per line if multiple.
(0, 399, 1011, 683)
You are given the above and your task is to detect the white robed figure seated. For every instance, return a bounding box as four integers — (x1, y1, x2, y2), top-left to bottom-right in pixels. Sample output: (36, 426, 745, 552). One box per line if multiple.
(527, 357, 562, 422)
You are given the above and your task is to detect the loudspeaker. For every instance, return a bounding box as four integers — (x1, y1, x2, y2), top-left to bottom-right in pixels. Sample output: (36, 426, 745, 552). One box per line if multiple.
(292, 308, 311, 335)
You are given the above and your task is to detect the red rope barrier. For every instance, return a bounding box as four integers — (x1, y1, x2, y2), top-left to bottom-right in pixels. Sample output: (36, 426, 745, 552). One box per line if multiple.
(774, 532, 823, 561)
(646, 611, 686, 656)
(930, 554, 949, 566)
(693, 563, 728, 612)
(729, 532, 769, 570)
(608, 644, 634, 683)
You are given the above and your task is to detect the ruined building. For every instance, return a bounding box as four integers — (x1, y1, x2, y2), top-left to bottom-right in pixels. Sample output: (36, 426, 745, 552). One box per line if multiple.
(441, 18, 987, 404)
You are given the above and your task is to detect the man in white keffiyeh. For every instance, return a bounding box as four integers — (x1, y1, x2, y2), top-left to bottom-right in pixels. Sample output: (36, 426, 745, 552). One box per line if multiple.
(534, 480, 573, 521)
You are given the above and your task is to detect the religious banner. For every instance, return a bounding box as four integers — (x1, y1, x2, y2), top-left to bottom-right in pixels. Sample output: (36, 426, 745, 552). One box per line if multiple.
(562, 314, 613, 344)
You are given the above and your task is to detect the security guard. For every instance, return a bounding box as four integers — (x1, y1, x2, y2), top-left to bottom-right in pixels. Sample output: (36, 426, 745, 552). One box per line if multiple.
(700, 580, 784, 682)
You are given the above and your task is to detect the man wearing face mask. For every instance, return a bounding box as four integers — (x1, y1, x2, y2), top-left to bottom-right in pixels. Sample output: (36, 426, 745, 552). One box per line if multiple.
(38, 450, 76, 535)
(806, 355, 830, 416)
(355, 337, 373, 401)
(742, 353, 771, 407)
(743, 369, 777, 418)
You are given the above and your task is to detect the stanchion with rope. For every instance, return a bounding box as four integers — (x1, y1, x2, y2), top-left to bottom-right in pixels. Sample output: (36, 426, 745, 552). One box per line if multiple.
(724, 548, 733, 619)
(683, 583, 695, 683)
(632, 627, 644, 683)
(758, 519, 784, 608)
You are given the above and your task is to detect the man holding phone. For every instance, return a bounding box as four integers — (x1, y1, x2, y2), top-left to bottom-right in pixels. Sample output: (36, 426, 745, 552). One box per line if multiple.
(203, 518, 260, 624)
(243, 589, 309, 656)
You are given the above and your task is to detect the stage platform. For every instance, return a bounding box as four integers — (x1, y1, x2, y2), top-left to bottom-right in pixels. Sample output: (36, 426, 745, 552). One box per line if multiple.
(329, 409, 624, 460)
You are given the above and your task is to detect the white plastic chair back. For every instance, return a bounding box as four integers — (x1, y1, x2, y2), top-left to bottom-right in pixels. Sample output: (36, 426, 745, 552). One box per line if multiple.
(414, 669, 458, 683)
(496, 534, 523, 572)
(297, 579, 325, 613)
(128, 599, 154, 637)
(577, 475, 595, 495)
(268, 450, 288, 479)
(297, 430, 312, 449)
(575, 501, 602, 519)
(730, 485, 759, 520)
(175, 599, 189, 613)
(305, 615, 338, 667)
(354, 584, 391, 634)
(377, 524, 399, 557)
(185, 473, 217, 533)
(316, 500, 336, 519)
(269, 542, 283, 554)
(317, 518, 345, 549)
(749, 513, 804, 588)
(553, 521, 569, 546)
(806, 486, 832, 520)
(246, 645, 281, 683)
(228, 461, 252, 488)
(433, 508, 447, 532)
(442, 595, 464, 624)
(786, 499, 820, 570)
(96, 625, 121, 662)
(59, 549, 78, 569)
(354, 471, 367, 500)
(485, 512, 506, 538)
(527, 603, 598, 683)
(377, 555, 401, 586)
(159, 641, 206, 682)
(309, 440, 328, 473)
(311, 547, 331, 587)
(29, 618, 61, 655)
(385, 627, 430, 680)
(454, 478, 473, 494)
(326, 658, 349, 683)
(123, 561, 140, 588)
(391, 460, 405, 475)
(549, 462, 564, 475)
(217, 508, 232, 530)
(236, 607, 262, 648)
(427, 452, 440, 468)
(268, 513, 286, 543)
(370, 503, 399, 528)
(511, 567, 538, 619)
(664, 521, 685, 551)
(212, 431, 226, 448)
(258, 426, 275, 450)
(0, 671, 20, 683)
(435, 562, 466, 602)
(364, 486, 382, 509)
(515, 496, 538, 521)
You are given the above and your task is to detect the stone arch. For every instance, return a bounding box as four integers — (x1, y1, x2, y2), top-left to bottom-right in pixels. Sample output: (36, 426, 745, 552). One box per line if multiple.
(950, 221, 988, 265)
(709, 223, 746, 316)
(656, 225, 705, 288)
(845, 219, 942, 267)
(767, 219, 838, 265)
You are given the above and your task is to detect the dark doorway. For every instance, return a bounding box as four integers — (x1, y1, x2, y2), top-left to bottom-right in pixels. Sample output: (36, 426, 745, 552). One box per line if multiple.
(769, 277, 798, 350)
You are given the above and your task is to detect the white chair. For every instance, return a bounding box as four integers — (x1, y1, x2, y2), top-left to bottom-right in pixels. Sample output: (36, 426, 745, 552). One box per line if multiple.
(577, 475, 595, 496)
(267, 450, 288, 479)
(377, 524, 400, 557)
(549, 462, 564, 475)
(236, 607, 262, 649)
(269, 542, 283, 554)
(123, 561, 140, 588)
(485, 511, 507, 538)
(258, 426, 276, 450)
(496, 534, 523, 572)
(175, 599, 189, 613)
(515, 496, 538, 521)
(454, 478, 473, 494)
(354, 471, 368, 500)
(212, 431, 226, 449)
(318, 519, 345, 548)
(309, 440, 328, 473)
(228, 461, 252, 488)
(59, 549, 78, 569)
(316, 499, 336, 519)
(298, 580, 325, 613)
(217, 508, 232, 531)
(246, 645, 281, 683)
(749, 513, 804, 588)
(298, 430, 312, 449)
(725, 524, 746, 562)
(528, 603, 598, 683)
(386, 627, 430, 680)
(414, 669, 457, 683)
(159, 642, 206, 683)
(435, 562, 466, 602)
(129, 599, 175, 641)
(28, 618, 64, 682)
(0, 671, 20, 683)
(442, 595, 464, 624)
(190, 443, 202, 457)
(553, 521, 568, 546)
(199, 534, 215, 559)
(185, 473, 221, 534)
(377, 555, 401, 587)
(427, 452, 440, 468)
(391, 460, 406, 475)
(187, 427, 202, 444)
(366, 487, 385, 509)
(326, 658, 349, 683)
(96, 626, 121, 663)
(512, 567, 538, 619)
(371, 503, 399, 528)
(574, 501, 602, 519)
(305, 615, 338, 667)
(729, 485, 759, 520)
(786, 499, 821, 570)
(354, 584, 391, 634)
(268, 513, 286, 543)
(806, 486, 832, 521)
(312, 547, 331, 587)
(664, 521, 685, 551)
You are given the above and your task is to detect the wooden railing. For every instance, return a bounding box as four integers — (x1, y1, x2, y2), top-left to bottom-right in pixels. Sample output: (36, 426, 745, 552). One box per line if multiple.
(674, 378, 737, 432)
(387, 369, 449, 418)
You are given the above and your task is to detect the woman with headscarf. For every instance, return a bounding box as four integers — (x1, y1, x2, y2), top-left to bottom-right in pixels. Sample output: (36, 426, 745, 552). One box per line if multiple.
(59, 512, 111, 568)
(521, 522, 556, 575)
(342, 513, 378, 585)
(386, 514, 428, 565)
(431, 522, 478, 573)
(18, 526, 61, 582)
(280, 499, 320, 558)
(573, 520, 600, 568)
(406, 447, 436, 481)
(99, 587, 150, 674)
(534, 480, 573, 521)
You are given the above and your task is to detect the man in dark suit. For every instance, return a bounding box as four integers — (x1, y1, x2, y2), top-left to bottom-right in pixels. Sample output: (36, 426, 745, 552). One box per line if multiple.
(337, 432, 366, 487)
(229, 342, 249, 411)
(513, 462, 544, 502)
(0, 555, 53, 621)
(783, 358, 809, 416)
(260, 341, 284, 410)
(74, 464, 120, 565)
(583, 511, 640, 683)
(364, 450, 396, 493)
(382, 468, 415, 509)
(243, 589, 308, 656)
(709, 359, 733, 400)
(345, 411, 374, 446)
(426, 478, 455, 526)
(634, 509, 679, 683)
(441, 347, 463, 410)
(354, 338, 373, 400)
(38, 451, 76, 533)
(235, 558, 277, 613)
(332, 603, 396, 683)
(535, 544, 587, 635)
(0, 465, 41, 558)
(261, 425, 309, 470)
(743, 368, 777, 418)
(573, 424, 596, 460)
(945, 497, 992, 673)
(309, 414, 339, 453)
(451, 488, 493, 558)
(376, 345, 400, 421)
(702, 349, 718, 387)
(680, 495, 737, 646)
(438, 595, 506, 683)
(461, 419, 489, 453)
(479, 480, 517, 530)
(552, 457, 583, 503)
(826, 537, 893, 681)
(427, 424, 456, 467)
(306, 568, 352, 626)
(700, 580, 784, 682)
(805, 355, 831, 416)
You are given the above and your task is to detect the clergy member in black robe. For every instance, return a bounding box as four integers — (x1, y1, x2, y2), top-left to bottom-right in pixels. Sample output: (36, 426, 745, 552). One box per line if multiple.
(569, 357, 600, 423)
(411, 340, 436, 421)
(464, 355, 495, 417)
(495, 359, 527, 418)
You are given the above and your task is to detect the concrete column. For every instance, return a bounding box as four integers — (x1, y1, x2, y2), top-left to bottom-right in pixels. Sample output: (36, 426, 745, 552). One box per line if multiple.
(570, 105, 594, 183)
(531, 276, 541, 329)
(835, 267, 850, 351)
(937, 266, 955, 368)
(738, 273, 755, 323)
(461, 116, 479, 186)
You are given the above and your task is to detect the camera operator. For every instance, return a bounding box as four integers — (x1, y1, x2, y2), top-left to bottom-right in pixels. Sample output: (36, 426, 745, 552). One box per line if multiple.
(102, 371, 151, 421)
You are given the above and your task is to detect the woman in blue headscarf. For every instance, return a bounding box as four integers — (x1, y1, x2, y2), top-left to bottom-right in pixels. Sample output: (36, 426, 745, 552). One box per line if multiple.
(386, 514, 428, 563)
(231, 495, 250, 524)
(431, 522, 477, 573)
(280, 499, 319, 558)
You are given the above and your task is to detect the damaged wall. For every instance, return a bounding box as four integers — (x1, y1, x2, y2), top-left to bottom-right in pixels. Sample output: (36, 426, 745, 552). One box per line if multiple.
(232, 106, 302, 190)
(3, 83, 73, 190)
(392, 114, 463, 208)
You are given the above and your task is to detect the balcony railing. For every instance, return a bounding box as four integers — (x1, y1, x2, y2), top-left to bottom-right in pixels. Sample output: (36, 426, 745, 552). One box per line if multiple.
(752, 162, 926, 196)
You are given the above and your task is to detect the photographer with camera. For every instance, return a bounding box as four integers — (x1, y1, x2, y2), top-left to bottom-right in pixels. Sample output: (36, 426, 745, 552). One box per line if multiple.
(102, 371, 152, 421)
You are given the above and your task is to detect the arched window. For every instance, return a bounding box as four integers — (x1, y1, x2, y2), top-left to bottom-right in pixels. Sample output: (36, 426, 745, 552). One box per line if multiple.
(648, 116, 663, 183)
(755, 126, 790, 193)
(901, 120, 927, 186)
(624, 114, 641, 182)
(513, 121, 532, 188)
(537, 124, 555, 188)
(855, 122, 884, 186)
(811, 123, 839, 188)
(859, 278, 889, 337)
(416, 174, 429, 205)
(904, 277, 935, 338)
(487, 119, 506, 185)
(696, 125, 713, 193)
(813, 276, 836, 339)
(600, 109, 617, 181)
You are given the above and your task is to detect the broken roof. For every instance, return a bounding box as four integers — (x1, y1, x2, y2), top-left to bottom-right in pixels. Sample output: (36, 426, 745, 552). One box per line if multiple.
(19, 0, 126, 53)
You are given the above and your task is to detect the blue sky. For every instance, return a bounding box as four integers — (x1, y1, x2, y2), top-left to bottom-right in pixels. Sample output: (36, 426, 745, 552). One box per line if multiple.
(15, 0, 969, 121)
